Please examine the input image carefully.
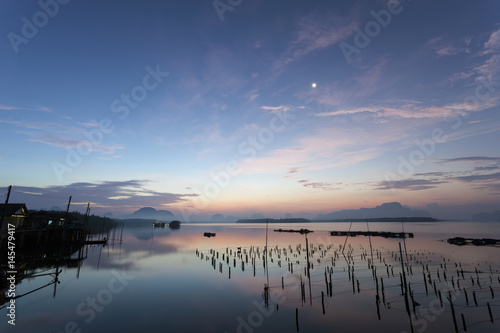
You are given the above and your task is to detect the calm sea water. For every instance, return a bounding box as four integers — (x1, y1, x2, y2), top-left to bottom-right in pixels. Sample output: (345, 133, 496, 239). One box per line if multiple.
(2, 221, 500, 333)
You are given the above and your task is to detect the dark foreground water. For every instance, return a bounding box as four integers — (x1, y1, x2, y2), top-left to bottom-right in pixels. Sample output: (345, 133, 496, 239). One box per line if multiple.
(2, 221, 500, 333)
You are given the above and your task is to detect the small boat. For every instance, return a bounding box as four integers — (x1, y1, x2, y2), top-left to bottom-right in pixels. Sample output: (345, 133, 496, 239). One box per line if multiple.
(203, 232, 216, 237)
(169, 220, 181, 229)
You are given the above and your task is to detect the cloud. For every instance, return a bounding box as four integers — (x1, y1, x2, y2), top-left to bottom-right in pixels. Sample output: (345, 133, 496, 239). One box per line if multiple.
(238, 125, 393, 176)
(436, 45, 464, 56)
(451, 171, 500, 194)
(413, 171, 448, 177)
(1, 118, 125, 154)
(474, 28, 500, 80)
(314, 94, 500, 119)
(0, 104, 53, 112)
(375, 179, 447, 191)
(435, 156, 500, 164)
(474, 53, 500, 80)
(29, 133, 123, 154)
(422, 35, 471, 57)
(9, 180, 198, 214)
(0, 105, 21, 111)
(448, 71, 474, 83)
(273, 10, 357, 70)
(453, 172, 500, 183)
(299, 180, 342, 191)
(261, 105, 291, 114)
(261, 105, 286, 110)
(483, 28, 500, 54)
(474, 165, 500, 172)
(0, 119, 73, 132)
(287, 167, 301, 174)
(378, 161, 500, 193)
(424, 36, 444, 47)
(423, 29, 499, 84)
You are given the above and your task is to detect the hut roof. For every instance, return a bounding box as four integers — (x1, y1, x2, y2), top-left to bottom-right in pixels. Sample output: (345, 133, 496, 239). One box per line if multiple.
(0, 203, 28, 217)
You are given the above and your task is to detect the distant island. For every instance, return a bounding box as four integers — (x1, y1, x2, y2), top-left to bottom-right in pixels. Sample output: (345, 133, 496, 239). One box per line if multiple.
(116, 207, 177, 221)
(314, 217, 440, 222)
(235, 218, 311, 223)
(315, 202, 432, 221)
(470, 210, 500, 221)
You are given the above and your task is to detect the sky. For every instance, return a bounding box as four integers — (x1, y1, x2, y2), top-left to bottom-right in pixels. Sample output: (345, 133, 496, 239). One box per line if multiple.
(0, 0, 499, 221)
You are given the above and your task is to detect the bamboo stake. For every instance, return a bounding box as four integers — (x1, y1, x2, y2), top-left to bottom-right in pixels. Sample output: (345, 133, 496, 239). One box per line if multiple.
(448, 291, 458, 333)
(487, 302, 494, 323)
(461, 313, 467, 332)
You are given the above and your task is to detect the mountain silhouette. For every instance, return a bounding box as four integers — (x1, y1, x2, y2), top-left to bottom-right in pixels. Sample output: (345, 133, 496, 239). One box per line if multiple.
(211, 214, 225, 222)
(119, 207, 176, 221)
(316, 202, 431, 221)
(471, 210, 500, 221)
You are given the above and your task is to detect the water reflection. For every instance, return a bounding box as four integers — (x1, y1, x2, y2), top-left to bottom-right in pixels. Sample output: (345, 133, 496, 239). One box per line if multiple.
(193, 223, 500, 333)
(1, 232, 89, 310)
(1, 222, 499, 332)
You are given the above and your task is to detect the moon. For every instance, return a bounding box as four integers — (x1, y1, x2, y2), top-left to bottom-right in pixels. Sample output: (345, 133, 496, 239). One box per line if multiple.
(312, 82, 317, 88)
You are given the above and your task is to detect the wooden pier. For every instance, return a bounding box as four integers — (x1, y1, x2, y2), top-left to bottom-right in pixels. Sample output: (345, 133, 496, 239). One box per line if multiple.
(274, 228, 313, 234)
(447, 237, 500, 246)
(330, 230, 414, 238)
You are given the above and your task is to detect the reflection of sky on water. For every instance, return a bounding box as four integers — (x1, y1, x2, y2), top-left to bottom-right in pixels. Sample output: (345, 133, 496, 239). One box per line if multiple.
(1, 222, 499, 332)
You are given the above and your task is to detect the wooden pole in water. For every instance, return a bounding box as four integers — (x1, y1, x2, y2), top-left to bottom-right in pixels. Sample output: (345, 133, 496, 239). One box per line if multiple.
(296, 308, 299, 332)
(352, 272, 355, 294)
(342, 221, 353, 255)
(448, 291, 458, 333)
(306, 234, 310, 279)
(423, 271, 428, 295)
(324, 269, 328, 294)
(461, 313, 467, 332)
(305, 234, 313, 305)
(399, 242, 414, 333)
(265, 218, 269, 281)
(381, 277, 385, 304)
(409, 284, 416, 316)
(487, 302, 494, 323)
(367, 219, 374, 276)
(401, 219, 409, 264)
(321, 291, 325, 314)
